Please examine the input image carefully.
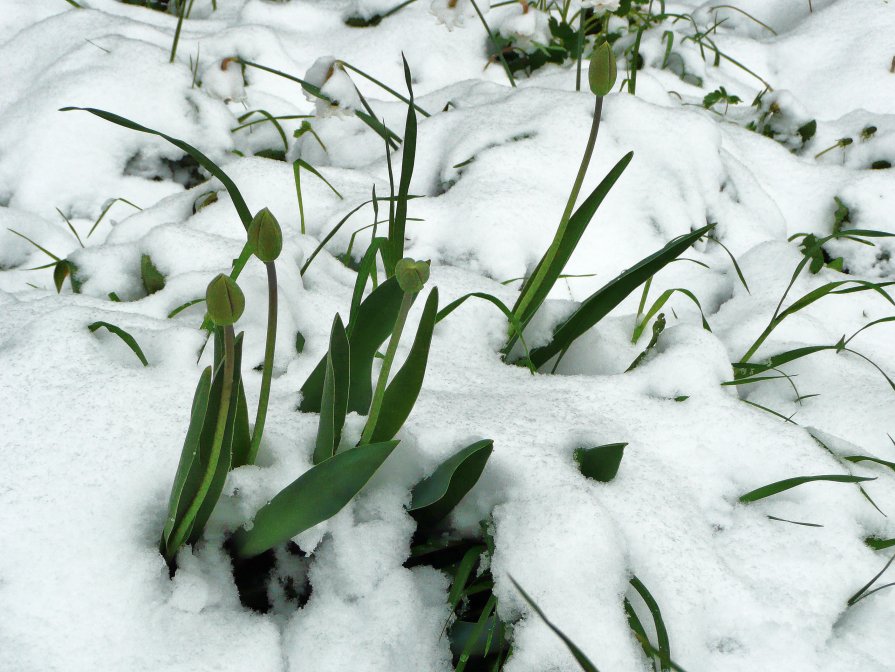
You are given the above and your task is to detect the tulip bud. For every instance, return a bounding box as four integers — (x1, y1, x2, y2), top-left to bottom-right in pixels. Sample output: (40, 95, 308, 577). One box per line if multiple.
(588, 41, 617, 97)
(394, 258, 430, 294)
(247, 208, 283, 262)
(206, 274, 245, 326)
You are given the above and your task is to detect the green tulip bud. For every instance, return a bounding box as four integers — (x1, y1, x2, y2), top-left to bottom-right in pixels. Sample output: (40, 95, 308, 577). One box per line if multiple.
(206, 273, 245, 326)
(394, 258, 430, 294)
(588, 41, 617, 97)
(247, 207, 283, 262)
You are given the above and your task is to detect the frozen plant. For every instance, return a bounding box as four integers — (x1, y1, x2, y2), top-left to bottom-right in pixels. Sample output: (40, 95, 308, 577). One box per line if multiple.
(496, 1, 551, 52)
(580, 0, 620, 13)
(430, 0, 478, 30)
(303, 57, 362, 116)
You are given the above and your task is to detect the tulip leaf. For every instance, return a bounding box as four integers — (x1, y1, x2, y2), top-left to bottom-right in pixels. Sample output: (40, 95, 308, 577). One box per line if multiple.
(232, 440, 399, 558)
(410, 439, 494, 528)
(161, 366, 212, 557)
(529, 224, 714, 368)
(370, 287, 439, 442)
(574, 443, 626, 482)
(314, 314, 350, 464)
(299, 277, 404, 414)
(189, 332, 246, 542)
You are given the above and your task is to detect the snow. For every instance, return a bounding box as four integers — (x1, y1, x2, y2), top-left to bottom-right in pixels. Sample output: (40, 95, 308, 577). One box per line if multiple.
(1, 0, 895, 671)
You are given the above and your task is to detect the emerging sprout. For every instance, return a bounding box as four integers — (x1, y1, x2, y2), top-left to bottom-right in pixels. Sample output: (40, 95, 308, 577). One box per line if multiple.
(206, 273, 245, 326)
(247, 208, 283, 262)
(395, 258, 430, 293)
(588, 41, 617, 97)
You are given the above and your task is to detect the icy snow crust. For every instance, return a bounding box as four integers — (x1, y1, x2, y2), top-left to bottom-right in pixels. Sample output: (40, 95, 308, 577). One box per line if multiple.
(2, 0, 895, 670)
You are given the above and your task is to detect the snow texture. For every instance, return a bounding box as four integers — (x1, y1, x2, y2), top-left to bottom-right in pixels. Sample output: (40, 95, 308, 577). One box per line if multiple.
(1, 0, 895, 671)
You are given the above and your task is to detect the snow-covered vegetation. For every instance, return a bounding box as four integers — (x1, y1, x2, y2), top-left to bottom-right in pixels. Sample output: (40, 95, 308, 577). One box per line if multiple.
(2, 1, 895, 670)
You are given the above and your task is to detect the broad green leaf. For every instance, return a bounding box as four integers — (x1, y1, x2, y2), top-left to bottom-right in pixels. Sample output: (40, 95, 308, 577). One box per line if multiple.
(314, 314, 350, 464)
(509, 152, 634, 352)
(509, 576, 601, 672)
(61, 107, 253, 227)
(739, 474, 875, 503)
(161, 366, 212, 557)
(88, 321, 149, 366)
(141, 254, 165, 295)
(574, 443, 626, 482)
(410, 439, 494, 528)
(370, 288, 439, 442)
(189, 332, 246, 542)
(232, 440, 399, 558)
(299, 277, 404, 414)
(629, 575, 671, 672)
(528, 224, 714, 368)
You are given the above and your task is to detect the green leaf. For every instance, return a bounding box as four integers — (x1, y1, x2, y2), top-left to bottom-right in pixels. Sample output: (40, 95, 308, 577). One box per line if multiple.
(629, 575, 671, 672)
(509, 576, 601, 672)
(739, 474, 875, 503)
(370, 287, 439, 442)
(314, 314, 350, 464)
(88, 321, 150, 366)
(384, 57, 417, 275)
(448, 545, 486, 615)
(299, 277, 404, 415)
(189, 332, 246, 542)
(53, 260, 71, 293)
(453, 596, 499, 670)
(574, 443, 626, 482)
(61, 107, 253, 228)
(232, 440, 399, 558)
(229, 337, 252, 469)
(528, 224, 714, 368)
(797, 120, 816, 144)
(410, 439, 494, 528)
(866, 537, 895, 551)
(141, 254, 166, 295)
(510, 152, 634, 349)
(161, 366, 213, 557)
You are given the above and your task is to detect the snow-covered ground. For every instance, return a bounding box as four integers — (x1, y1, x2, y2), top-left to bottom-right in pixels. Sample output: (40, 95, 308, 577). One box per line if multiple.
(2, 0, 895, 670)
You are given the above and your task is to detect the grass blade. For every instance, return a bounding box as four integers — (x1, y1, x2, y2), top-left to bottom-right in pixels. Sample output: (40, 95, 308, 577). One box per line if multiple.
(61, 107, 253, 228)
(629, 575, 671, 672)
(88, 321, 149, 366)
(739, 474, 875, 503)
(509, 576, 600, 672)
(529, 224, 714, 368)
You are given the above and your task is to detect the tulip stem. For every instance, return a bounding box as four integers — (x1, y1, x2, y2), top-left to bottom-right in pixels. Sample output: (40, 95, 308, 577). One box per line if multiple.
(359, 290, 414, 445)
(247, 262, 278, 465)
